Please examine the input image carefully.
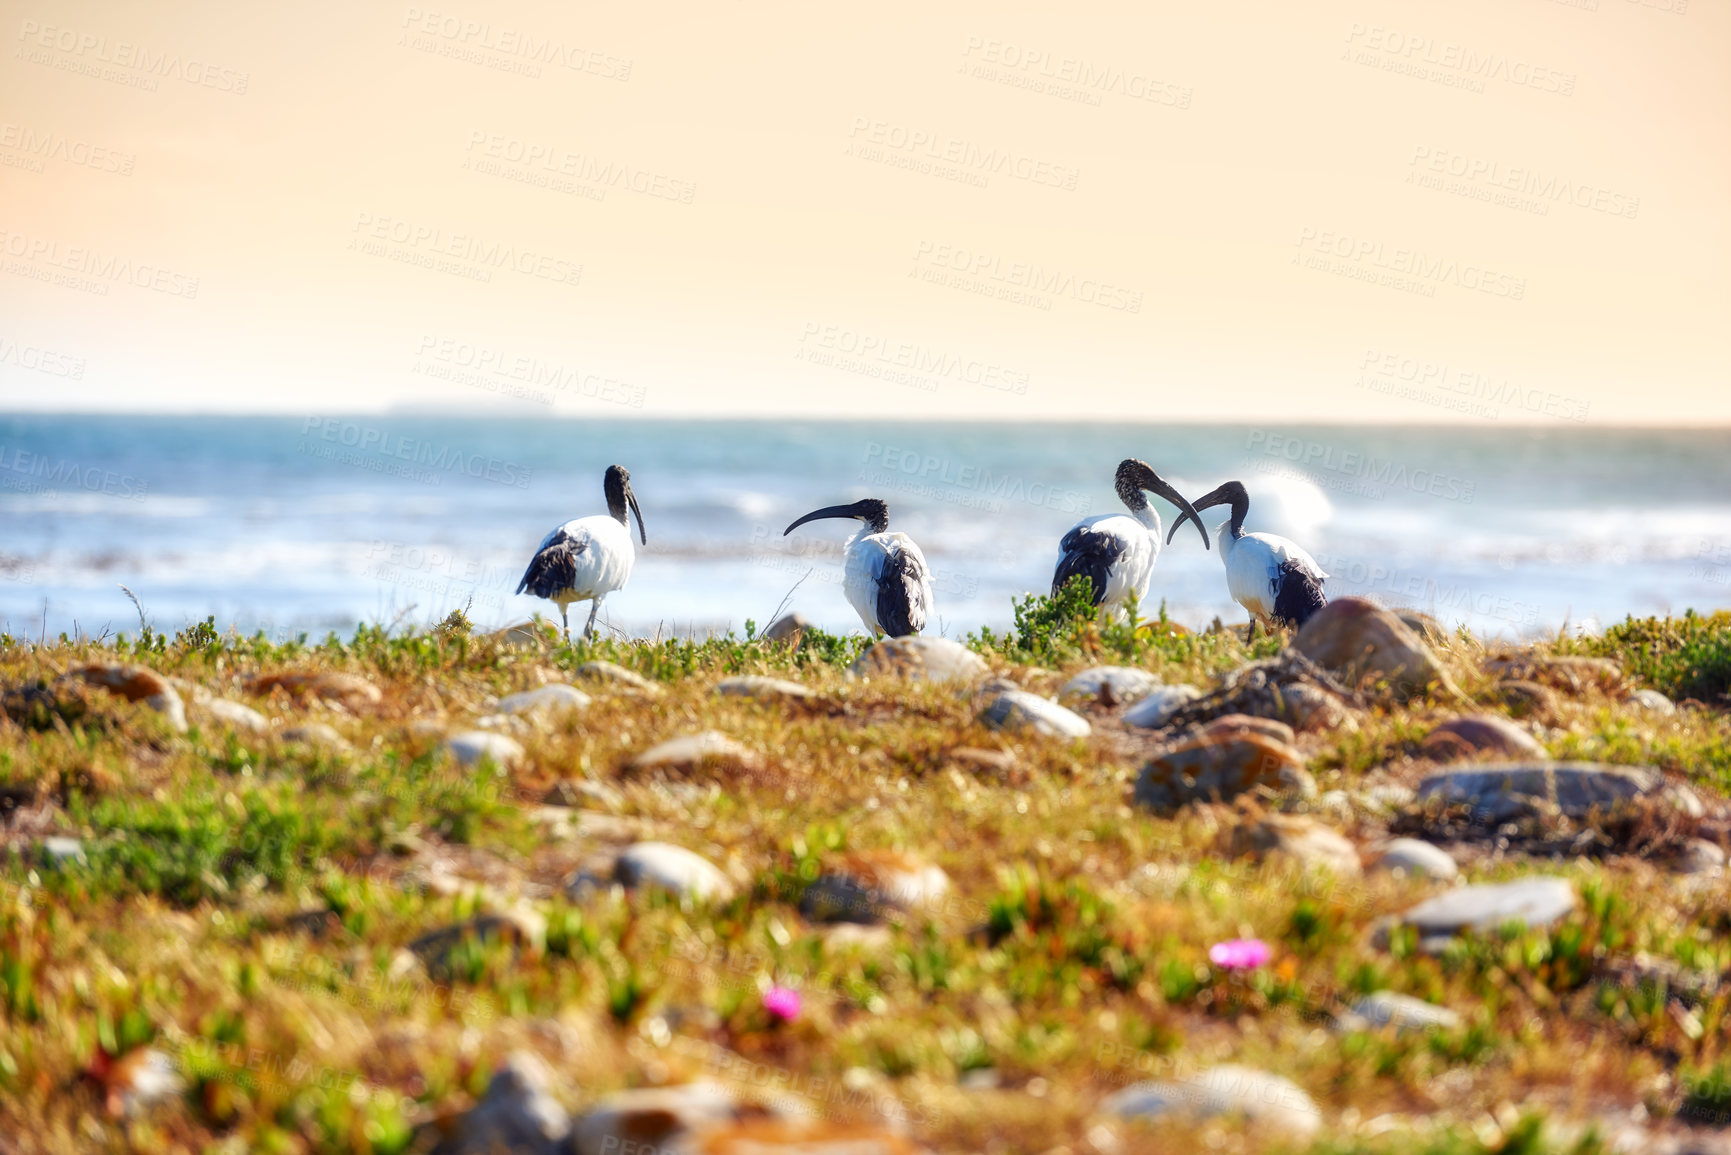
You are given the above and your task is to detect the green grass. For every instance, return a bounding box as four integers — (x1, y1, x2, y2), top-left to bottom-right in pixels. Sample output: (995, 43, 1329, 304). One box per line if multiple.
(0, 600, 1727, 1153)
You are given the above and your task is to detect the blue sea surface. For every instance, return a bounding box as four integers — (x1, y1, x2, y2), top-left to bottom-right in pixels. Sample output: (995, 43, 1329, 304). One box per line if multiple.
(2, 414, 1729, 642)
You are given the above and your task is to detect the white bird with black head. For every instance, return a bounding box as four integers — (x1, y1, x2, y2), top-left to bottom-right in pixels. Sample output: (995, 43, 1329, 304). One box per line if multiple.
(783, 497, 933, 637)
(516, 464, 646, 640)
(1052, 458, 1210, 616)
(1181, 479, 1327, 636)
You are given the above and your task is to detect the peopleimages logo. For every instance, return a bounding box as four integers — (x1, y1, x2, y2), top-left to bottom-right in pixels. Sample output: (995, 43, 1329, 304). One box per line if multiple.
(299, 418, 533, 488)
(1245, 431, 1475, 503)
(15, 19, 250, 93)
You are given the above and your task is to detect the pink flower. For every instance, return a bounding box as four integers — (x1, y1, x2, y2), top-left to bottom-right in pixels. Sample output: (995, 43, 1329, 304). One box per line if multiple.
(762, 986, 802, 1023)
(1209, 938, 1272, 970)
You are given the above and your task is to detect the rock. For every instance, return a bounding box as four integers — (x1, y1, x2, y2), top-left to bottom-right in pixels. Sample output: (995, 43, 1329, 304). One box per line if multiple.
(946, 747, 1017, 775)
(475, 714, 530, 735)
(199, 697, 268, 733)
(1100, 1064, 1321, 1139)
(978, 690, 1091, 739)
(1122, 685, 1202, 729)
(494, 621, 557, 648)
(714, 675, 816, 702)
(1219, 815, 1360, 876)
(762, 612, 812, 644)
(1483, 655, 1622, 694)
(1669, 839, 1725, 875)
(649, 1120, 925, 1153)
(431, 1051, 569, 1155)
(248, 670, 382, 711)
(1629, 688, 1677, 715)
(1415, 762, 1702, 823)
(100, 1047, 185, 1118)
(1397, 610, 1449, 644)
(1155, 652, 1359, 734)
(1133, 733, 1314, 812)
(1421, 714, 1546, 760)
(445, 731, 526, 770)
(1345, 991, 1462, 1034)
(1274, 681, 1356, 732)
(1490, 679, 1560, 720)
(574, 661, 661, 694)
(612, 842, 735, 902)
(1193, 714, 1296, 746)
(280, 722, 349, 750)
(630, 731, 761, 777)
(496, 684, 591, 717)
(569, 1081, 742, 1155)
(1059, 666, 1162, 705)
(37, 836, 86, 865)
(801, 850, 951, 924)
(849, 636, 988, 684)
(1292, 597, 1450, 701)
(68, 664, 187, 732)
(1366, 838, 1458, 881)
(1400, 878, 1577, 943)
(820, 923, 895, 952)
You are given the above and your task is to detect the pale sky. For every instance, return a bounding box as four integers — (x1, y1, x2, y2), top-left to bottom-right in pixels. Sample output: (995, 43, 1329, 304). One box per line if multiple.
(1, 0, 1726, 422)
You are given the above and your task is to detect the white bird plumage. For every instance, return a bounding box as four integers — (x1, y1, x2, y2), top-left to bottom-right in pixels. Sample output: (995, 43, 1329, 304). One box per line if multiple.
(516, 464, 646, 639)
(1052, 458, 1209, 616)
(1187, 479, 1327, 634)
(786, 498, 933, 637)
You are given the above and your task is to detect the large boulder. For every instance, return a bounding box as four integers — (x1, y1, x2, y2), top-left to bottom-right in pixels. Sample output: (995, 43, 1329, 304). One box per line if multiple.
(1421, 714, 1545, 761)
(445, 731, 526, 770)
(714, 675, 816, 703)
(979, 690, 1090, 739)
(1415, 762, 1702, 823)
(1399, 877, 1577, 945)
(611, 842, 736, 903)
(429, 1052, 570, 1155)
(1133, 732, 1314, 812)
(800, 850, 952, 924)
(1059, 666, 1162, 705)
(1101, 1064, 1321, 1139)
(849, 637, 988, 684)
(1219, 815, 1360, 876)
(1292, 597, 1450, 700)
(1122, 685, 1202, 729)
(1365, 838, 1458, 881)
(247, 670, 382, 711)
(68, 664, 188, 732)
(629, 732, 761, 777)
(495, 684, 591, 718)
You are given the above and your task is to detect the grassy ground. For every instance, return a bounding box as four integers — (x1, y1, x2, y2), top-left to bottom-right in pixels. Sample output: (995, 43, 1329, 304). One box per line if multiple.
(1, 597, 1729, 1154)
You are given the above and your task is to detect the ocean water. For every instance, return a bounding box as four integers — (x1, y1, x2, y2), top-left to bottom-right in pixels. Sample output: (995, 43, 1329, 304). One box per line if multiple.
(2, 414, 1729, 644)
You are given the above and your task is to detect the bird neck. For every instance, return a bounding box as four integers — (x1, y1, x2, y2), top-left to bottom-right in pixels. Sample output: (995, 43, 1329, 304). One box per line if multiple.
(1129, 504, 1160, 535)
(1223, 492, 1248, 538)
(604, 476, 629, 527)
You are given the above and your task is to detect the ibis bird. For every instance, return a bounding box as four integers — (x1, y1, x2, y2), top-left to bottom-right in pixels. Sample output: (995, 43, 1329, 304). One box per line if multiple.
(1181, 479, 1327, 635)
(516, 464, 646, 640)
(783, 498, 933, 637)
(1052, 459, 1210, 615)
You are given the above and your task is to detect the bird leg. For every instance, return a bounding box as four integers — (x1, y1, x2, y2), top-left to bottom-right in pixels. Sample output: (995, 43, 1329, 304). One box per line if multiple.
(583, 600, 600, 640)
(1244, 619, 1259, 646)
(559, 605, 570, 641)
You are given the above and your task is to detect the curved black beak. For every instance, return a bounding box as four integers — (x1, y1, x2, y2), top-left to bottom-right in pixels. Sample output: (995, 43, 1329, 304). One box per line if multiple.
(626, 487, 646, 545)
(1134, 467, 1208, 550)
(1175, 480, 1246, 543)
(784, 503, 861, 536)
